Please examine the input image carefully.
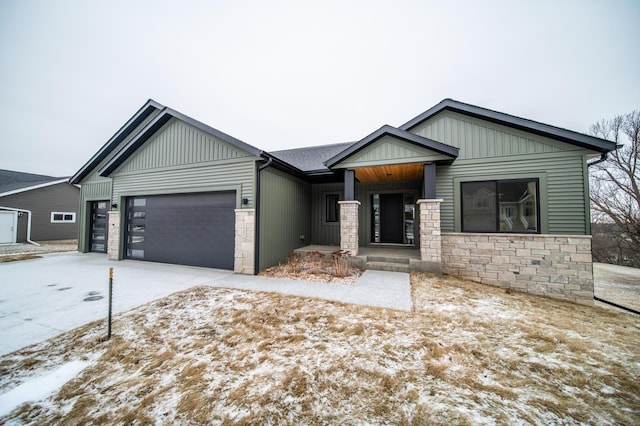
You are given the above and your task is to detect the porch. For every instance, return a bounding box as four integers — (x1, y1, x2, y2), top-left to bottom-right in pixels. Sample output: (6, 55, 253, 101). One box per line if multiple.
(294, 244, 439, 273)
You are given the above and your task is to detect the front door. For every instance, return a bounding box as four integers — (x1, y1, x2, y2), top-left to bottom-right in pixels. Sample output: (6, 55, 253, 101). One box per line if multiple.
(0, 211, 16, 244)
(89, 201, 109, 253)
(379, 193, 404, 244)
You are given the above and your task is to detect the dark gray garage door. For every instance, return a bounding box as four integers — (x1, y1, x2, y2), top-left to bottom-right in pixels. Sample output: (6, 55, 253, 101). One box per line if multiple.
(124, 192, 235, 269)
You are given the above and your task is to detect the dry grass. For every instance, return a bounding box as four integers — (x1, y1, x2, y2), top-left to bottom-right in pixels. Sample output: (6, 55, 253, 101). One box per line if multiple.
(260, 250, 363, 284)
(0, 253, 42, 263)
(0, 274, 639, 424)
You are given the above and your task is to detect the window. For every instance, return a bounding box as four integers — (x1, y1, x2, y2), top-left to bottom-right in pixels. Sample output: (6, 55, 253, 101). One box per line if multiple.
(51, 212, 76, 223)
(326, 194, 339, 223)
(461, 179, 539, 233)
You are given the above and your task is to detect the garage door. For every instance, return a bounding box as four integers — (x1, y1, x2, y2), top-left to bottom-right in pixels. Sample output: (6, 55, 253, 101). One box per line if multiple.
(124, 192, 235, 269)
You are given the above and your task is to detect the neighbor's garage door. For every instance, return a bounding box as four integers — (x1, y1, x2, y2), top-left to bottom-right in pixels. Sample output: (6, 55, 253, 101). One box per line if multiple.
(124, 192, 235, 269)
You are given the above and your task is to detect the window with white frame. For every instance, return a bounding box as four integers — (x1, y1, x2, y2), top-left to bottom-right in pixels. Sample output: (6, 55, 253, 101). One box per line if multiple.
(51, 212, 76, 223)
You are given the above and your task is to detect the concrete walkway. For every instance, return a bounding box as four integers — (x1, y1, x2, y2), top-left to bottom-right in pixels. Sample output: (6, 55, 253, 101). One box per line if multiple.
(0, 252, 411, 355)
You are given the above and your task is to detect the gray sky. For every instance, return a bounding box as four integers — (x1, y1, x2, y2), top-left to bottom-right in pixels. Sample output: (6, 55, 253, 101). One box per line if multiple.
(0, 0, 638, 177)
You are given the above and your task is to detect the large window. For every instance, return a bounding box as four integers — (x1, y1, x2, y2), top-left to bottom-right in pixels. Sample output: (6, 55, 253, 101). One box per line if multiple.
(461, 179, 539, 233)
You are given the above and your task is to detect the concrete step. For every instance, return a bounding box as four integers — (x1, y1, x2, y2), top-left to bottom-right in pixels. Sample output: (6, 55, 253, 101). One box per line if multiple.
(366, 256, 410, 265)
(364, 261, 411, 273)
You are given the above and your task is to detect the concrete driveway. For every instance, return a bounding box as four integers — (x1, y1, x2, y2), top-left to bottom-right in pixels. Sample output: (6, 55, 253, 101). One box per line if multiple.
(593, 263, 640, 312)
(0, 252, 411, 356)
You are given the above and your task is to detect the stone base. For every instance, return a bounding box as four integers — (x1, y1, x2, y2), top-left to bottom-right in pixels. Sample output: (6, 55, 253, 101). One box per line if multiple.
(442, 233, 594, 305)
(107, 210, 120, 261)
(234, 209, 255, 274)
(339, 200, 360, 256)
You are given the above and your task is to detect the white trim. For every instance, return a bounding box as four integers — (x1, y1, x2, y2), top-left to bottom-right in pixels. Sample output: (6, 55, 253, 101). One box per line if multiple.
(0, 210, 17, 244)
(0, 206, 39, 245)
(50, 211, 77, 223)
(0, 179, 70, 198)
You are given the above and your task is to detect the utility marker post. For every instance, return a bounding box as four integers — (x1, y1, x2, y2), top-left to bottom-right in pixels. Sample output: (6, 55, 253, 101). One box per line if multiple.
(108, 267, 113, 340)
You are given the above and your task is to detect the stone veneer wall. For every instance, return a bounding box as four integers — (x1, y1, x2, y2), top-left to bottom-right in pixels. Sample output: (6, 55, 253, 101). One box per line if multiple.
(441, 233, 594, 305)
(338, 200, 360, 256)
(418, 199, 443, 265)
(234, 209, 255, 274)
(107, 210, 120, 261)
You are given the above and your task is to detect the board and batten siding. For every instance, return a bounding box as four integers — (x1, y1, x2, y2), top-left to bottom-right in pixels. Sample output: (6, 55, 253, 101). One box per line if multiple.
(410, 111, 595, 235)
(311, 183, 342, 245)
(259, 168, 311, 270)
(117, 119, 251, 173)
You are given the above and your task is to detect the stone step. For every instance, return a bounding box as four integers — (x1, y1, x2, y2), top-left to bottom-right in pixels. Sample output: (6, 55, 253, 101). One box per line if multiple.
(364, 261, 411, 273)
(366, 256, 410, 264)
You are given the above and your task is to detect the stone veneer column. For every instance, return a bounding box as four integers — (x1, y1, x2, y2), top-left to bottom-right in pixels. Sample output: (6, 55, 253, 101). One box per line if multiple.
(338, 200, 360, 256)
(234, 209, 255, 274)
(107, 210, 120, 261)
(417, 199, 443, 265)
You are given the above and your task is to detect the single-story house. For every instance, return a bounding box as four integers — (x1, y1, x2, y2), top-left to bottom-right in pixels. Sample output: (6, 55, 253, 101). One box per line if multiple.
(70, 99, 617, 305)
(0, 169, 80, 244)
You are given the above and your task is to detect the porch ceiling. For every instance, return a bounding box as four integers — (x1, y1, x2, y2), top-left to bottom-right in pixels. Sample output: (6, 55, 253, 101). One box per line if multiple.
(354, 163, 424, 182)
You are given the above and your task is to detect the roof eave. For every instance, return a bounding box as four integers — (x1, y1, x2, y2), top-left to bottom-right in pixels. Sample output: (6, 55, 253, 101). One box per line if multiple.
(0, 178, 72, 198)
(70, 99, 164, 184)
(400, 99, 617, 154)
(324, 125, 459, 169)
(99, 107, 264, 178)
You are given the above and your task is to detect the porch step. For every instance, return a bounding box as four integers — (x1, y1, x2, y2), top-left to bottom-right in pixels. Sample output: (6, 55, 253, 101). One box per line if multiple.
(364, 262, 410, 273)
(364, 257, 411, 273)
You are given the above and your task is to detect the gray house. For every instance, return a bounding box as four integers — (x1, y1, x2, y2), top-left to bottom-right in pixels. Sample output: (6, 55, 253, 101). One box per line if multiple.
(0, 170, 80, 244)
(70, 99, 617, 305)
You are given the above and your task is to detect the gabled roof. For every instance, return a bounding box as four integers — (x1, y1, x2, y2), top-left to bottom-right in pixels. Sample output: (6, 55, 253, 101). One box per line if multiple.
(70, 99, 164, 184)
(98, 106, 263, 177)
(0, 169, 70, 197)
(270, 142, 354, 173)
(324, 125, 459, 168)
(400, 98, 617, 154)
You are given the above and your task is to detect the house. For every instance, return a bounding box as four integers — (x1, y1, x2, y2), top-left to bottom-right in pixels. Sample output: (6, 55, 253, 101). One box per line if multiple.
(70, 99, 617, 305)
(0, 169, 80, 244)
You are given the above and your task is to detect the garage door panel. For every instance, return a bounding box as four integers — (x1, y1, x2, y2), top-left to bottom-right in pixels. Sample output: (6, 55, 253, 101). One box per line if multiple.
(125, 192, 235, 269)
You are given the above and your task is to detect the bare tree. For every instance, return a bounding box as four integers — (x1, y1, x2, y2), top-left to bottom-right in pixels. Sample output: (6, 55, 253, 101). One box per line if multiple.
(589, 110, 640, 267)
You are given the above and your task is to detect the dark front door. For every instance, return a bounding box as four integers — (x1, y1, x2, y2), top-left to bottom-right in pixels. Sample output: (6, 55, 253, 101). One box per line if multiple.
(89, 201, 109, 253)
(124, 192, 236, 269)
(379, 193, 404, 243)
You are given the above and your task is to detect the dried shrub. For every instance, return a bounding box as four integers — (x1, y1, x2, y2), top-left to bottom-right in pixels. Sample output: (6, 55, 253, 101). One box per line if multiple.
(331, 249, 351, 278)
(286, 252, 302, 274)
(305, 250, 326, 274)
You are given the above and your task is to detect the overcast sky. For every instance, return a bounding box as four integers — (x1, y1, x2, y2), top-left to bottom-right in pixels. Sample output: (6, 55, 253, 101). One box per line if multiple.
(0, 0, 638, 177)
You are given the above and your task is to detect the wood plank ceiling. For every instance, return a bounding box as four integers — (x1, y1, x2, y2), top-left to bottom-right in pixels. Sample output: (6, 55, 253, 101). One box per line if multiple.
(353, 163, 425, 182)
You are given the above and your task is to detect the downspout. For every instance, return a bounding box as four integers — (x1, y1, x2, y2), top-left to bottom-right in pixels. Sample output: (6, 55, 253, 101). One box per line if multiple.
(254, 156, 273, 275)
(587, 153, 607, 167)
(0, 206, 40, 246)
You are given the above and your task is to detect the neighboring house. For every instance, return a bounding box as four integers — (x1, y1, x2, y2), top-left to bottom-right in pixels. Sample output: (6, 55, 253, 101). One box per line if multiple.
(0, 169, 80, 244)
(70, 99, 617, 305)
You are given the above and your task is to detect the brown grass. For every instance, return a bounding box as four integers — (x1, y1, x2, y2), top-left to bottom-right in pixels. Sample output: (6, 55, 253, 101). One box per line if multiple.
(0, 277, 639, 425)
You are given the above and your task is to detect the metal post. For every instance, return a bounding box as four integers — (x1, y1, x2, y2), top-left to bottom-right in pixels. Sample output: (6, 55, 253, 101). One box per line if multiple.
(108, 267, 113, 340)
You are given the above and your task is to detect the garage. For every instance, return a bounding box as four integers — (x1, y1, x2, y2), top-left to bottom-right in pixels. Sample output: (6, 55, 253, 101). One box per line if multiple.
(124, 192, 235, 269)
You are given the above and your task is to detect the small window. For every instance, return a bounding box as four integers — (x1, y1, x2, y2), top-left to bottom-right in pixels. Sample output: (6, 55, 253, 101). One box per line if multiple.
(326, 194, 339, 223)
(51, 212, 76, 223)
(461, 179, 539, 233)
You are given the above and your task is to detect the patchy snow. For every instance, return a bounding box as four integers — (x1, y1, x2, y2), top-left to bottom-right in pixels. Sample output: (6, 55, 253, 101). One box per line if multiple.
(0, 359, 93, 417)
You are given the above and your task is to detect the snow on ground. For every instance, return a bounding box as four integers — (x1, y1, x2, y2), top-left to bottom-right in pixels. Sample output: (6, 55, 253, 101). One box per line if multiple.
(0, 273, 638, 424)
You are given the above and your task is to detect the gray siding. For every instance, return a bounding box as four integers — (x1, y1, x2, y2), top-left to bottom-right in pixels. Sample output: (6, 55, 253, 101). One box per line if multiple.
(311, 183, 343, 245)
(259, 168, 311, 270)
(1, 183, 80, 241)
